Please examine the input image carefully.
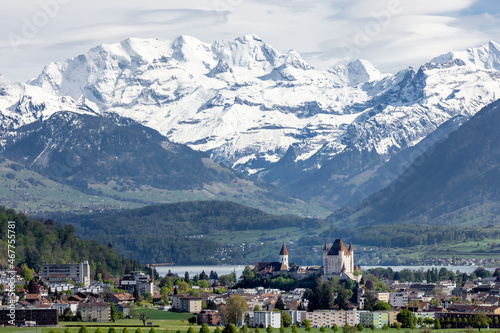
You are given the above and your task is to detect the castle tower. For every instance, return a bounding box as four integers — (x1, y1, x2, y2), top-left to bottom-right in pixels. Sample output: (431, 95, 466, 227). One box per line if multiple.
(279, 242, 289, 268)
(348, 242, 354, 272)
(323, 243, 329, 274)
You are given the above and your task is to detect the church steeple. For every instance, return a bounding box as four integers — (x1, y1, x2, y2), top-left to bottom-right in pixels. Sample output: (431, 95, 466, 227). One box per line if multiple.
(279, 242, 289, 268)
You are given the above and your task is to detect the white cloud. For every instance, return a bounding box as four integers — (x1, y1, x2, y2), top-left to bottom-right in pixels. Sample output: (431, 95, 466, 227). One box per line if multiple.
(0, 0, 498, 81)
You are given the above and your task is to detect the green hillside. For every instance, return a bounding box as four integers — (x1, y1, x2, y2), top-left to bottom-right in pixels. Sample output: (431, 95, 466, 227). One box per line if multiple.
(0, 206, 142, 277)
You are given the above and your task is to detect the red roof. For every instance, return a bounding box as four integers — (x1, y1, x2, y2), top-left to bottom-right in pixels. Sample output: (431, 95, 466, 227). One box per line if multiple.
(348, 242, 353, 252)
(323, 243, 328, 252)
(279, 243, 288, 255)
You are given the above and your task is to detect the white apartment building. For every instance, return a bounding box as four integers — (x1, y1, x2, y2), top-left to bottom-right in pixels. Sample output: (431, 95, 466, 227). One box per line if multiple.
(41, 261, 90, 287)
(254, 311, 281, 328)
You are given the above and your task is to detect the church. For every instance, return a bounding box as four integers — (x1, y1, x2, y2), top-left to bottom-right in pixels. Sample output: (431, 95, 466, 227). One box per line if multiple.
(253, 242, 290, 276)
(322, 239, 361, 282)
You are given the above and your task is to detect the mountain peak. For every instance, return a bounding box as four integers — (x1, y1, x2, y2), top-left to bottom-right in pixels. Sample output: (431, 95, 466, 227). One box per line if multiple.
(236, 34, 263, 43)
(329, 58, 382, 86)
(429, 40, 500, 70)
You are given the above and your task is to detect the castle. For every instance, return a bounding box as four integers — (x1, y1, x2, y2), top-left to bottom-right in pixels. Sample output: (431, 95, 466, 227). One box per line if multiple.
(253, 240, 360, 282)
(323, 239, 361, 282)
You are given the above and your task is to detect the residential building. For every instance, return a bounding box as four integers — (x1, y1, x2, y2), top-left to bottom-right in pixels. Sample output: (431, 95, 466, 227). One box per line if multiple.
(79, 302, 110, 322)
(0, 309, 58, 326)
(198, 309, 220, 326)
(119, 271, 153, 296)
(253, 311, 281, 328)
(286, 310, 307, 325)
(108, 293, 135, 304)
(52, 299, 79, 315)
(374, 292, 390, 303)
(413, 312, 435, 321)
(389, 292, 408, 307)
(171, 294, 202, 313)
(41, 261, 90, 287)
(359, 311, 390, 328)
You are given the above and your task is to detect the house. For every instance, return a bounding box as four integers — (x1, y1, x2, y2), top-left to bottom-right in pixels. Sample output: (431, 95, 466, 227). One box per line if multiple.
(108, 293, 135, 304)
(116, 303, 131, 317)
(52, 299, 79, 315)
(79, 302, 110, 322)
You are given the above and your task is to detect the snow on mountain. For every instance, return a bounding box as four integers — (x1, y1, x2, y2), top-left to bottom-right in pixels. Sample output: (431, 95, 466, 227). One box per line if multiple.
(430, 41, 500, 71)
(20, 37, 500, 206)
(0, 75, 94, 132)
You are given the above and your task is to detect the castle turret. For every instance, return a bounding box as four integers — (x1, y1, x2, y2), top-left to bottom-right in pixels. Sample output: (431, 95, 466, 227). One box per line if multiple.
(322, 242, 329, 274)
(348, 242, 354, 272)
(279, 242, 289, 268)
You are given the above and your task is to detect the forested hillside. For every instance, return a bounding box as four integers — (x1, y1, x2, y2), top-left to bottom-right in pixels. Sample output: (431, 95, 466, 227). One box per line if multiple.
(45, 200, 324, 264)
(0, 206, 142, 277)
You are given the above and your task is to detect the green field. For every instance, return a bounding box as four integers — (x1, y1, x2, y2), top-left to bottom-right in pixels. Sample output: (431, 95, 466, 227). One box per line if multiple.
(0, 323, 496, 333)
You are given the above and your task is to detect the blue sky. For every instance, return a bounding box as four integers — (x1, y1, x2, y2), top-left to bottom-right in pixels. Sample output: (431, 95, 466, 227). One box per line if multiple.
(1, 0, 500, 82)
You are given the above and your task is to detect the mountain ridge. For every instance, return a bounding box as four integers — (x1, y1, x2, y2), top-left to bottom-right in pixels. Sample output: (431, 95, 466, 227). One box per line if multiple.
(329, 99, 500, 226)
(4, 36, 500, 209)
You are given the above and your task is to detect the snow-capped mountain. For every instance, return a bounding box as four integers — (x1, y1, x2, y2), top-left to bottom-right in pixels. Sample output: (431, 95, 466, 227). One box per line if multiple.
(0, 75, 94, 132)
(15, 37, 500, 208)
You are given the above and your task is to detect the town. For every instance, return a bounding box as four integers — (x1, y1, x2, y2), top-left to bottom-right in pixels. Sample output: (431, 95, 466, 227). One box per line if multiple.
(1, 240, 499, 333)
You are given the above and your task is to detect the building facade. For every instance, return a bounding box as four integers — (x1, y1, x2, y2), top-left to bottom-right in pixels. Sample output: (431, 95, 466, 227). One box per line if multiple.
(253, 311, 281, 328)
(198, 310, 220, 326)
(41, 261, 90, 287)
(322, 240, 361, 282)
(79, 302, 110, 322)
(171, 294, 203, 313)
(119, 271, 153, 296)
(0, 309, 58, 326)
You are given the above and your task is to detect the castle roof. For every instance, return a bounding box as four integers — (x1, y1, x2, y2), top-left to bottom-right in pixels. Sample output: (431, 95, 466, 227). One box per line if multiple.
(323, 243, 328, 252)
(279, 242, 288, 255)
(348, 242, 353, 252)
(254, 262, 287, 275)
(327, 239, 350, 256)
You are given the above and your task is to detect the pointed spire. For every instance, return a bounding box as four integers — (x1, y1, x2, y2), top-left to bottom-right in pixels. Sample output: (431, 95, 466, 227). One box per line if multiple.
(348, 242, 353, 252)
(279, 242, 288, 255)
(323, 242, 328, 252)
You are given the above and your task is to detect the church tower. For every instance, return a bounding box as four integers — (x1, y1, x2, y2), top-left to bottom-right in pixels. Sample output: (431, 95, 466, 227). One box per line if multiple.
(279, 242, 289, 268)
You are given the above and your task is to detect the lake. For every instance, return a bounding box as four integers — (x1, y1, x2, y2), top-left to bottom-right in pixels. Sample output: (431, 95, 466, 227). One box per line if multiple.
(156, 264, 489, 277)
